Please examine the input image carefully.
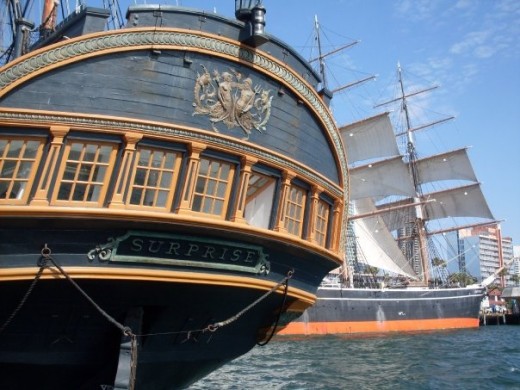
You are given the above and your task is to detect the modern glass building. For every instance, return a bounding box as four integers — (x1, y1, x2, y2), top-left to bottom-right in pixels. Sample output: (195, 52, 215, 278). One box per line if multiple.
(446, 226, 514, 286)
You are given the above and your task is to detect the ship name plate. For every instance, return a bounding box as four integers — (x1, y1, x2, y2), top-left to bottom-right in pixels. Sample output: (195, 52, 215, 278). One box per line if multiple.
(88, 231, 270, 275)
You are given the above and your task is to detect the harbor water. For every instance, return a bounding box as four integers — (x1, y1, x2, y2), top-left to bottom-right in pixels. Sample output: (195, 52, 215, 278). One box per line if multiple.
(190, 326, 520, 390)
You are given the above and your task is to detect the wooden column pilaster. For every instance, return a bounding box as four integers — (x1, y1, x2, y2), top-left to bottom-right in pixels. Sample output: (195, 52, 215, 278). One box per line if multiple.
(109, 132, 143, 209)
(30, 125, 69, 206)
(176, 142, 206, 214)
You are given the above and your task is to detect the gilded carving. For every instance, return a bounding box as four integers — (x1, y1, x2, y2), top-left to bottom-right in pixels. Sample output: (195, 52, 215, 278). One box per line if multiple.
(192, 65, 272, 139)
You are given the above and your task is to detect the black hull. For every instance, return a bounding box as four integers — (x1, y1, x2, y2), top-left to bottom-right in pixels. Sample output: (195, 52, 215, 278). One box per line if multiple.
(1, 278, 287, 389)
(0, 223, 324, 389)
(279, 286, 485, 335)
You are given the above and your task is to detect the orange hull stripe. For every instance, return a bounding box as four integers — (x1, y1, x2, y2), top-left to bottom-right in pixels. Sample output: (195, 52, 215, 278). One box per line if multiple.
(278, 318, 480, 335)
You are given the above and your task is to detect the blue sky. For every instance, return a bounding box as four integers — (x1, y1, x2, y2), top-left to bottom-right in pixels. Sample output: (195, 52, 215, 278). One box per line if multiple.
(6, 0, 519, 243)
(175, 0, 520, 243)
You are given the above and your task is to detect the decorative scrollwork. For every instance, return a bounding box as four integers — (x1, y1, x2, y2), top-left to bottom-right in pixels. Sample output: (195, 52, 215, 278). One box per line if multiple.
(87, 238, 115, 262)
(258, 259, 271, 276)
(193, 65, 273, 139)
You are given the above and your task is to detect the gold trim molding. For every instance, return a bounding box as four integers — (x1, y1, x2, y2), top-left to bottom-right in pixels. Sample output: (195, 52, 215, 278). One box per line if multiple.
(0, 266, 316, 305)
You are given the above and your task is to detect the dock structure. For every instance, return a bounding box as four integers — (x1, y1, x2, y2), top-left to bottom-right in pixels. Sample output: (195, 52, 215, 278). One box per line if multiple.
(501, 286, 520, 325)
(480, 311, 507, 326)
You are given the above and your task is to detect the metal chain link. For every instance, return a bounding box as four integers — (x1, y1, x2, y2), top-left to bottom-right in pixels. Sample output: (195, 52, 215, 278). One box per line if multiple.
(0, 251, 49, 334)
(204, 269, 294, 333)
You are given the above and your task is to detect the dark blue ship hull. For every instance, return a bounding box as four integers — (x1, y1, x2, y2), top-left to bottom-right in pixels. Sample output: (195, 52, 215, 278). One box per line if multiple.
(279, 286, 485, 334)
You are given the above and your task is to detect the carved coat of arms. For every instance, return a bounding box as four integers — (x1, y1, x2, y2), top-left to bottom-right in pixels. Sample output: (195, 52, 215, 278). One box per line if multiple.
(193, 66, 273, 138)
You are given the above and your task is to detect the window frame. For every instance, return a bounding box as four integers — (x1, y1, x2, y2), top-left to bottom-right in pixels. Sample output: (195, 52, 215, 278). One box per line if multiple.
(283, 180, 308, 237)
(314, 196, 332, 247)
(125, 145, 183, 211)
(0, 136, 45, 205)
(190, 155, 237, 218)
(51, 139, 118, 207)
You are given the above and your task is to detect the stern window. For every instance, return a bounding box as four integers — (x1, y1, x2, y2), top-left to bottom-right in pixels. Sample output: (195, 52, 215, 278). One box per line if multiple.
(128, 147, 181, 209)
(0, 138, 43, 204)
(315, 199, 330, 246)
(244, 171, 276, 229)
(192, 157, 234, 217)
(284, 184, 306, 236)
(53, 141, 117, 206)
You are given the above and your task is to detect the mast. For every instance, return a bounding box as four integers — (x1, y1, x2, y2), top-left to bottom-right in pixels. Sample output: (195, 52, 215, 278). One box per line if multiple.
(40, 0, 58, 38)
(312, 15, 371, 104)
(397, 63, 430, 285)
(343, 66, 495, 285)
(314, 15, 328, 91)
(7, 0, 35, 60)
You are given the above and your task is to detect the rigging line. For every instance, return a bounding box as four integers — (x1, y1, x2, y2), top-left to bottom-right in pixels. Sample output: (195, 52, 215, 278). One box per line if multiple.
(404, 235, 433, 282)
(21, 0, 33, 17)
(115, 0, 125, 29)
(441, 242, 477, 267)
(60, 0, 66, 21)
(308, 40, 359, 63)
(416, 234, 475, 283)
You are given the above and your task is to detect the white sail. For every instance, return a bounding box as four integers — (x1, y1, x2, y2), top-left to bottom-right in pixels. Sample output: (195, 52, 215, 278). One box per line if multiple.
(416, 148, 478, 185)
(349, 156, 416, 200)
(423, 183, 495, 221)
(376, 183, 495, 232)
(339, 64, 496, 285)
(348, 147, 480, 202)
(340, 112, 399, 165)
(352, 198, 418, 278)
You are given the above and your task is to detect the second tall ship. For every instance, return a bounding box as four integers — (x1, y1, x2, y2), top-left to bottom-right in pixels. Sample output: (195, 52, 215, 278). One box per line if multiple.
(279, 63, 497, 336)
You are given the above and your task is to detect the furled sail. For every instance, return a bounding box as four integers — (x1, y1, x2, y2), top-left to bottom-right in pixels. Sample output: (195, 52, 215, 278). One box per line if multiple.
(352, 198, 418, 278)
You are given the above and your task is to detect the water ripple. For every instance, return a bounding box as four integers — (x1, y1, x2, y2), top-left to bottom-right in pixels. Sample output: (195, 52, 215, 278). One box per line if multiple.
(190, 327, 520, 390)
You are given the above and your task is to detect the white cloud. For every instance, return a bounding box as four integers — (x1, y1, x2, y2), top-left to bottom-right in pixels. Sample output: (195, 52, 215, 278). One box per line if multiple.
(474, 46, 495, 59)
(454, 0, 472, 10)
(394, 0, 439, 21)
(450, 30, 492, 56)
(392, 0, 519, 92)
